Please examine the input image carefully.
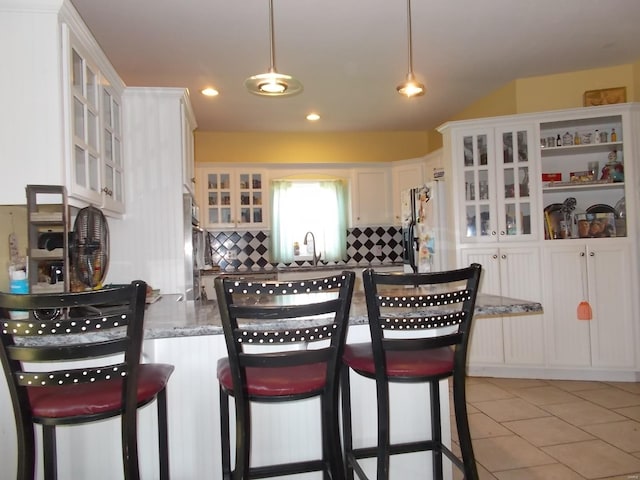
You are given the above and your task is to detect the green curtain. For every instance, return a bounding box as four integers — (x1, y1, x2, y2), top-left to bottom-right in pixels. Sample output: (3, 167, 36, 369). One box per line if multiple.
(271, 179, 347, 263)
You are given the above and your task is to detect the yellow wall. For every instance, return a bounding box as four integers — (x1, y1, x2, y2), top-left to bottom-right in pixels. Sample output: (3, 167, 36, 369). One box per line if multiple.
(195, 131, 431, 164)
(516, 64, 635, 113)
(450, 81, 518, 121)
(451, 63, 638, 122)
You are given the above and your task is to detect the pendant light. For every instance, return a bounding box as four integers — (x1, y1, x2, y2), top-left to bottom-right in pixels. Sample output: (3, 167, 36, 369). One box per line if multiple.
(245, 0, 302, 97)
(397, 0, 425, 98)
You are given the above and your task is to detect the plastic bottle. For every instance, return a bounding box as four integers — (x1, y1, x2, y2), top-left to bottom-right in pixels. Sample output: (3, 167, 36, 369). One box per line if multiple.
(9, 269, 29, 319)
(611, 128, 617, 142)
(293, 242, 300, 256)
(574, 132, 580, 145)
(594, 129, 601, 143)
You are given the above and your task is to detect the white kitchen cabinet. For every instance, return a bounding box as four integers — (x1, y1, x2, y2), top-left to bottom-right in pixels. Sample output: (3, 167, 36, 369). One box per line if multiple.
(0, 1, 125, 212)
(351, 167, 392, 226)
(439, 104, 640, 380)
(63, 23, 125, 214)
(198, 167, 268, 230)
(462, 246, 544, 370)
(543, 241, 635, 371)
(391, 158, 425, 224)
(441, 123, 538, 245)
(181, 100, 197, 195)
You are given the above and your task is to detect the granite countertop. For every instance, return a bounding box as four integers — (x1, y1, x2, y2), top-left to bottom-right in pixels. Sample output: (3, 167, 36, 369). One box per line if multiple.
(143, 292, 543, 340)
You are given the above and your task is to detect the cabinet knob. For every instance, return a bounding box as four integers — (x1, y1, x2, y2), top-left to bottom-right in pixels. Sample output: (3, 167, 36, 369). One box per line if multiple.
(499, 230, 504, 236)
(492, 254, 498, 259)
(501, 254, 506, 259)
(102, 187, 113, 197)
(580, 252, 585, 257)
(590, 251, 595, 257)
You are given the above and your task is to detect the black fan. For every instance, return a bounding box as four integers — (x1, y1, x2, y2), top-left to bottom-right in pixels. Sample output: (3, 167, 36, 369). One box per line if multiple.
(70, 206, 109, 290)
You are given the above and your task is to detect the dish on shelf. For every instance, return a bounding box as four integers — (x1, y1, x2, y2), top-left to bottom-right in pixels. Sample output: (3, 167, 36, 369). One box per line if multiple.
(586, 204, 617, 217)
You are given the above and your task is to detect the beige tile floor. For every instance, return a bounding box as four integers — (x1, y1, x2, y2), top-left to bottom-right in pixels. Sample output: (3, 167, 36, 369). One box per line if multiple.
(450, 376, 640, 480)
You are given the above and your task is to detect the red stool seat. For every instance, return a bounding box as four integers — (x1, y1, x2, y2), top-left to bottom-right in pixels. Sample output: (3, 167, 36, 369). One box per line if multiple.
(217, 358, 326, 397)
(343, 343, 454, 378)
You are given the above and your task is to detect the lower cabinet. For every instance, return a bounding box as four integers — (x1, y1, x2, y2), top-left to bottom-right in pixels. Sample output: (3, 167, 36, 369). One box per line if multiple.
(542, 241, 635, 371)
(461, 246, 545, 370)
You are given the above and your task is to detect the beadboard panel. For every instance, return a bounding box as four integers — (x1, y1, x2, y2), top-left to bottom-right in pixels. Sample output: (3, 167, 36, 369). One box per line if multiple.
(109, 88, 193, 296)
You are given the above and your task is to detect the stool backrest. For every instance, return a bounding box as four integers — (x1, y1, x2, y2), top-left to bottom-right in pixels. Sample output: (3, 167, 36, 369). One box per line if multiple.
(0, 281, 147, 419)
(362, 264, 482, 374)
(215, 271, 355, 394)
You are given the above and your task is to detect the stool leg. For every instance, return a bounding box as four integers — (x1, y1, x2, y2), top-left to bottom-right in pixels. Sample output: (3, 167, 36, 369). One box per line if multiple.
(430, 381, 443, 480)
(16, 419, 36, 480)
(340, 364, 354, 480)
(453, 372, 479, 480)
(234, 391, 252, 479)
(219, 386, 232, 480)
(375, 378, 390, 480)
(157, 388, 170, 480)
(42, 425, 57, 480)
(321, 392, 343, 480)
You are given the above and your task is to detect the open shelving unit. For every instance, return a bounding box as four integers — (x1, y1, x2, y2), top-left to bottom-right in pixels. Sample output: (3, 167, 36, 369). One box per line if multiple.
(26, 185, 70, 293)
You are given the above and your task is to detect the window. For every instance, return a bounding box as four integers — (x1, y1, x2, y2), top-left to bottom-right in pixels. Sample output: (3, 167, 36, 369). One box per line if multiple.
(271, 179, 348, 263)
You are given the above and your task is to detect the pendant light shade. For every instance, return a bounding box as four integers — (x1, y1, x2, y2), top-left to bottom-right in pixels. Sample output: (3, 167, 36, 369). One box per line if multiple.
(397, 0, 425, 98)
(245, 0, 302, 97)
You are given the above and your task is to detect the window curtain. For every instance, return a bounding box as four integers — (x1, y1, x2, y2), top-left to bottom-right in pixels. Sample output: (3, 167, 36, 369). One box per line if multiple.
(271, 179, 348, 263)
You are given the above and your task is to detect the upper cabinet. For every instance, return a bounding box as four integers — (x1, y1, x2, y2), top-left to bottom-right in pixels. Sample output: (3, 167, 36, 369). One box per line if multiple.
(391, 159, 425, 224)
(181, 100, 197, 195)
(351, 167, 392, 226)
(0, 2, 126, 213)
(198, 167, 268, 230)
(442, 123, 538, 244)
(63, 24, 125, 214)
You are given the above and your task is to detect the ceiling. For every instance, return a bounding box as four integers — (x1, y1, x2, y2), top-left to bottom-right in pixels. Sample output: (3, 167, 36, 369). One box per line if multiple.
(69, 0, 640, 133)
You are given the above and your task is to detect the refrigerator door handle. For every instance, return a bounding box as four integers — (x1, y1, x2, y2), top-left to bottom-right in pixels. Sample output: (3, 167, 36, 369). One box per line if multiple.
(408, 223, 418, 273)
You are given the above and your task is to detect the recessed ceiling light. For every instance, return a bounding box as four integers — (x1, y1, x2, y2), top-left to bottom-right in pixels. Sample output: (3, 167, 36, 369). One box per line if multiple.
(306, 113, 320, 121)
(201, 87, 219, 97)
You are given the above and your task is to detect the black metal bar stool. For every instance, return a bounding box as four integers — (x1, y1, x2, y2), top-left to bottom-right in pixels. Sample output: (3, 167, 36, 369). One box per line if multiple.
(215, 271, 355, 479)
(0, 281, 174, 480)
(341, 265, 482, 480)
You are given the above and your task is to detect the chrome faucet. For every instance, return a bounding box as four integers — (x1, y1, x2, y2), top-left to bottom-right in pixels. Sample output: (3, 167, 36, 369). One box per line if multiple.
(303, 231, 322, 267)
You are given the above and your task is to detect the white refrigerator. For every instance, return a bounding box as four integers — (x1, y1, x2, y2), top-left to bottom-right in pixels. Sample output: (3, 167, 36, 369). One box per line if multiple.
(400, 181, 447, 273)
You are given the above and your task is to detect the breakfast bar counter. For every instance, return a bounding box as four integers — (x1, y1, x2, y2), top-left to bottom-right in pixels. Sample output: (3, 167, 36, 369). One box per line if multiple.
(143, 291, 543, 339)
(0, 291, 542, 480)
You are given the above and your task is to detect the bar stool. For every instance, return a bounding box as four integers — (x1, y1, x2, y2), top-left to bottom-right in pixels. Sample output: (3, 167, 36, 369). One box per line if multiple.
(341, 265, 482, 480)
(215, 271, 355, 479)
(0, 281, 174, 480)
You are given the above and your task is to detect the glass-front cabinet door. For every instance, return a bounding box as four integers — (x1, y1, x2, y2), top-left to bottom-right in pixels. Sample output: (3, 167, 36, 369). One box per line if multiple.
(202, 170, 267, 229)
(70, 42, 102, 206)
(457, 124, 537, 244)
(205, 172, 233, 227)
(495, 125, 536, 241)
(460, 129, 495, 242)
(101, 86, 124, 213)
(237, 172, 263, 225)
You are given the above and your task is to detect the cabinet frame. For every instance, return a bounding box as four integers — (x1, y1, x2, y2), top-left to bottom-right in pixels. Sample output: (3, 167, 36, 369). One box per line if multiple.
(198, 168, 268, 230)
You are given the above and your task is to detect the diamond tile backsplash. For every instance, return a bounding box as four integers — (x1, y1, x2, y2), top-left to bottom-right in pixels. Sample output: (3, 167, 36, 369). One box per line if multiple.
(208, 226, 403, 272)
